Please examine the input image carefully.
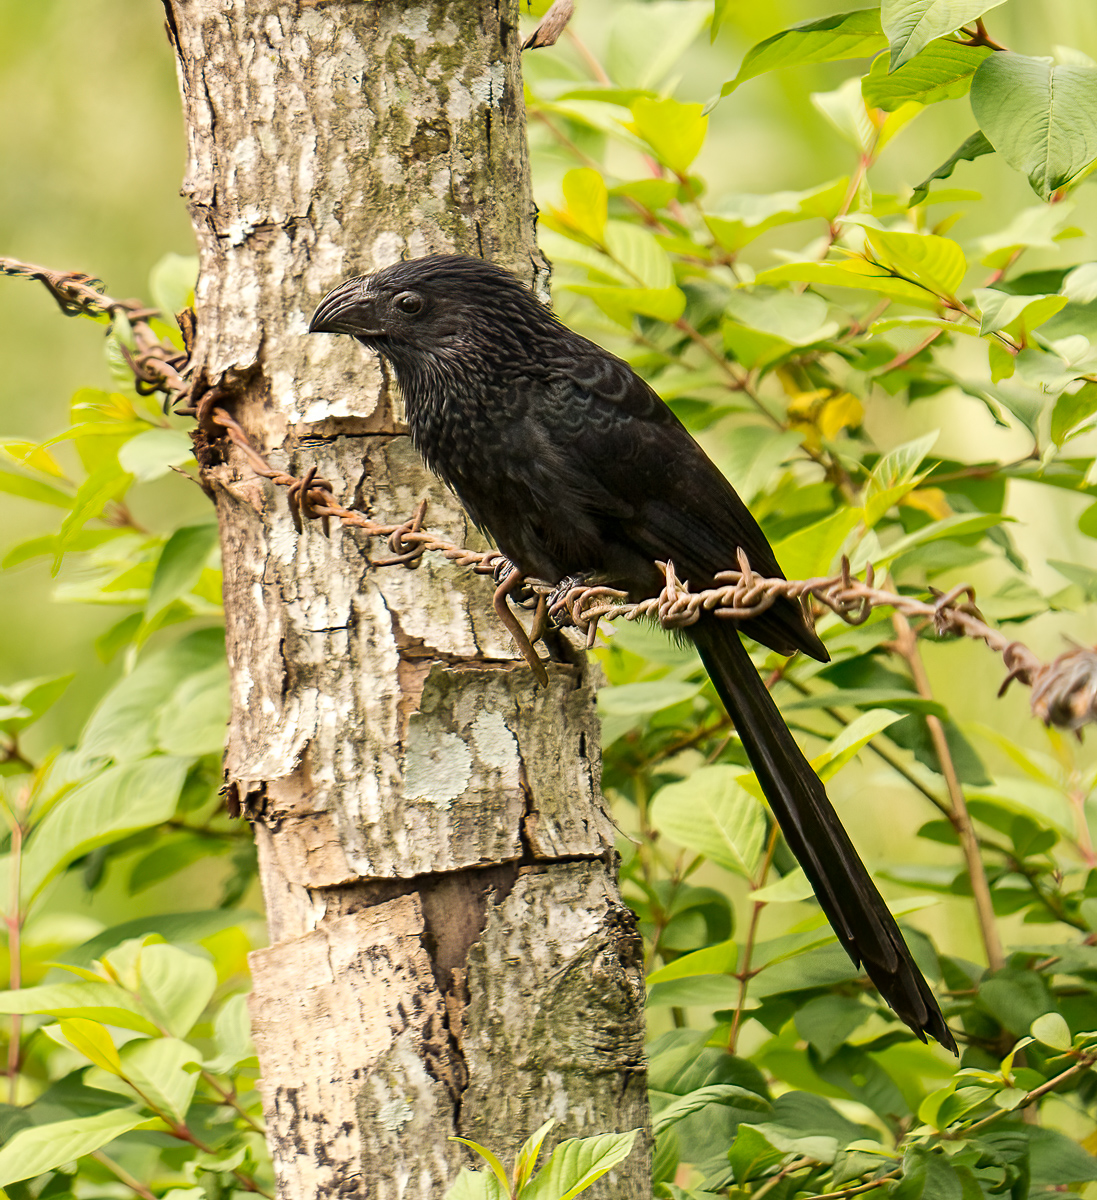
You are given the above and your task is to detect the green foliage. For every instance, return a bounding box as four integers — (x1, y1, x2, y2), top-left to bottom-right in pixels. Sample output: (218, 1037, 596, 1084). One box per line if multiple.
(446, 1121, 640, 1200)
(0, 256, 267, 1195)
(525, 0, 1097, 1195)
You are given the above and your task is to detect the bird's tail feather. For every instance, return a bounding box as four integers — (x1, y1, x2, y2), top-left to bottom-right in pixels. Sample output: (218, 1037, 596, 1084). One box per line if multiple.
(691, 618, 956, 1052)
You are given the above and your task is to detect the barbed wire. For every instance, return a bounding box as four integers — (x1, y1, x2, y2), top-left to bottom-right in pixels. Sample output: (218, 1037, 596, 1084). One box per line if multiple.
(4, 255, 1095, 730)
(0, 256, 192, 403)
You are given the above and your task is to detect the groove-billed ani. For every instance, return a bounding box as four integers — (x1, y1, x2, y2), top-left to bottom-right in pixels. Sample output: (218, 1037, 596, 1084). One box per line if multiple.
(309, 253, 956, 1052)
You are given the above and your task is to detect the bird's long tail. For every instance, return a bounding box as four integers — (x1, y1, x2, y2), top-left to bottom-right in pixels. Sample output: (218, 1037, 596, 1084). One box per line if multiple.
(690, 618, 956, 1052)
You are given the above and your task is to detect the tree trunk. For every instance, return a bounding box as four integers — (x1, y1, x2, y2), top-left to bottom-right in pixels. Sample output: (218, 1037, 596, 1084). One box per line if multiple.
(161, 3, 650, 1197)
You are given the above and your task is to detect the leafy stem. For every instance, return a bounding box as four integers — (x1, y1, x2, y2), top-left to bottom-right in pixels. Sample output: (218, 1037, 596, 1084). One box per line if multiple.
(889, 612, 1005, 971)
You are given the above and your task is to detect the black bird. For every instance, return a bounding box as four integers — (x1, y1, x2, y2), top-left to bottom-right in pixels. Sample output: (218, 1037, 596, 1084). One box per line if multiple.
(309, 253, 956, 1052)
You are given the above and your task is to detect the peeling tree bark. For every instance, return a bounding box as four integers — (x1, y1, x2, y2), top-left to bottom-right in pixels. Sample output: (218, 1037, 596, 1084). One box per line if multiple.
(161, 3, 650, 1197)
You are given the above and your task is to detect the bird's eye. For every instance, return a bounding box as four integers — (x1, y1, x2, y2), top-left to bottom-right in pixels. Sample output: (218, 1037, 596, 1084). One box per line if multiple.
(394, 291, 424, 315)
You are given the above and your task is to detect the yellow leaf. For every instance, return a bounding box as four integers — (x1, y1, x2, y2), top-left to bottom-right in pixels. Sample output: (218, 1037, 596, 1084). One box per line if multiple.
(786, 388, 832, 417)
(900, 488, 951, 520)
(818, 392, 864, 439)
(561, 167, 608, 242)
(57, 1017, 123, 1075)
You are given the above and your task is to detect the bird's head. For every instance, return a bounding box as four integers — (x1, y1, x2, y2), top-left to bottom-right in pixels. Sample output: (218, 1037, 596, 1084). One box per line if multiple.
(308, 254, 556, 371)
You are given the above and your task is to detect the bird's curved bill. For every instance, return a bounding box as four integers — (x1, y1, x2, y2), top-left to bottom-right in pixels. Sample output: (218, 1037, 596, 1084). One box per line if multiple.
(308, 279, 382, 337)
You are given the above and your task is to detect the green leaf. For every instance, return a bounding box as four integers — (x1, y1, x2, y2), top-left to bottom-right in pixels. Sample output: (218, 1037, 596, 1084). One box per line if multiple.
(53, 461, 133, 574)
(148, 252, 198, 322)
(784, 689, 944, 717)
(811, 709, 902, 781)
(749, 868, 814, 903)
(864, 431, 939, 524)
(755, 259, 943, 309)
(561, 169, 608, 242)
(705, 179, 848, 252)
(569, 283, 686, 323)
(65, 909, 252, 967)
(0, 1106, 150, 1186)
(979, 968, 1057, 1037)
(155, 661, 230, 756)
(0, 981, 159, 1035)
(20, 756, 189, 903)
(118, 428, 195, 482)
(515, 1118, 555, 1193)
(444, 1167, 505, 1200)
(606, 0, 711, 91)
(862, 42, 991, 110)
(80, 628, 226, 762)
(87, 1037, 201, 1122)
(722, 11, 885, 96)
(1028, 1128, 1097, 1187)
(450, 1137, 510, 1196)
(794, 995, 871, 1060)
(651, 765, 767, 878)
(866, 511, 1008, 567)
(205, 992, 258, 1073)
(647, 938, 738, 984)
(864, 228, 966, 297)
(604, 222, 675, 289)
(129, 833, 230, 894)
(1030, 1011, 1071, 1051)
(653, 1085, 771, 1135)
(55, 1017, 123, 1075)
(598, 679, 703, 717)
(972, 288, 1068, 338)
(3, 528, 124, 570)
(882, 1, 1006, 71)
(812, 77, 876, 152)
(910, 129, 995, 204)
(146, 523, 220, 622)
(0, 470, 73, 508)
(971, 53, 1097, 200)
(772, 507, 862, 581)
(723, 288, 836, 346)
(136, 943, 219, 1038)
(0, 673, 73, 734)
(521, 1129, 639, 1200)
(729, 1123, 786, 1185)
(629, 97, 708, 175)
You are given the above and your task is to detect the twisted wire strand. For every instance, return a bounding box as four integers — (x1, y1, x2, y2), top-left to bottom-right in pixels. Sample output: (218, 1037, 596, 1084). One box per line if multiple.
(4, 254, 1093, 731)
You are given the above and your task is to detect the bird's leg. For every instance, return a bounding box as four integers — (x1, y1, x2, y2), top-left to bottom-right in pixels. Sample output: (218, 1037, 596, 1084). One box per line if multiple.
(493, 568, 549, 687)
(493, 556, 537, 606)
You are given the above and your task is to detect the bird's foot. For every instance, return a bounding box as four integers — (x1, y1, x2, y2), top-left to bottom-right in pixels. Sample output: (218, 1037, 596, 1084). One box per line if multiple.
(492, 568, 549, 687)
(492, 557, 537, 607)
(546, 571, 597, 629)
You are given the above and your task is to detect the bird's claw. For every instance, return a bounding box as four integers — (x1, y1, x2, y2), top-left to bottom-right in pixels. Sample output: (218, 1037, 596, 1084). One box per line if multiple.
(493, 558, 538, 607)
(546, 572, 596, 628)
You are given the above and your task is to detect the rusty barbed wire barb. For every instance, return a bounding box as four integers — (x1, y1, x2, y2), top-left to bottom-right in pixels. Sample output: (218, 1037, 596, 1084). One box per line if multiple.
(1, 254, 195, 409)
(5, 257, 1091, 731)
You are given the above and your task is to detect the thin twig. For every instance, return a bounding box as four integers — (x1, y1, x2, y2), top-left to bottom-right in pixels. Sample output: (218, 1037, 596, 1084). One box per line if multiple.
(92, 1150, 158, 1200)
(728, 823, 780, 1053)
(809, 1169, 902, 1200)
(891, 612, 1005, 971)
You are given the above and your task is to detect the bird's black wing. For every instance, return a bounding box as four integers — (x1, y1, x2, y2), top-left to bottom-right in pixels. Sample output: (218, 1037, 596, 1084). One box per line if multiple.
(501, 345, 825, 659)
